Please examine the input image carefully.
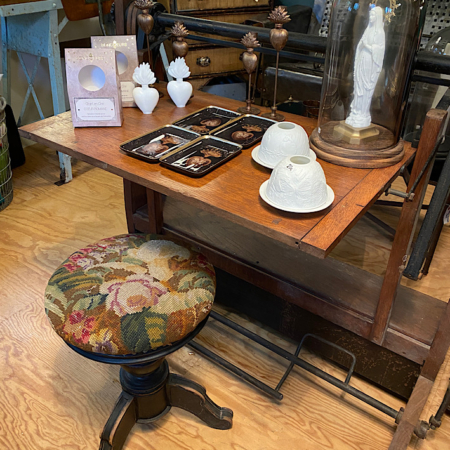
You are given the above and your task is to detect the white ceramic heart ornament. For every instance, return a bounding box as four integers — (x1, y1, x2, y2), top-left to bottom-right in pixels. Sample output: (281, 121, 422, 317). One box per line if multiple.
(132, 63, 159, 114)
(167, 57, 193, 108)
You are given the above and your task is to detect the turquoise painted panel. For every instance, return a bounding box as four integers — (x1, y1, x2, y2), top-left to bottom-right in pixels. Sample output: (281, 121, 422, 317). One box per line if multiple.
(6, 12, 52, 56)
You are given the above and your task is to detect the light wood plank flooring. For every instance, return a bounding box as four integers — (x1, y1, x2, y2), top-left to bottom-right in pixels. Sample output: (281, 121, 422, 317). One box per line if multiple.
(0, 144, 449, 450)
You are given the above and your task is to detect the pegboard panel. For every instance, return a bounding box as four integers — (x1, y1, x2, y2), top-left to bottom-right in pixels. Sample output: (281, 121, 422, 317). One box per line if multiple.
(421, 0, 450, 48)
(318, 0, 450, 47)
(318, 0, 332, 37)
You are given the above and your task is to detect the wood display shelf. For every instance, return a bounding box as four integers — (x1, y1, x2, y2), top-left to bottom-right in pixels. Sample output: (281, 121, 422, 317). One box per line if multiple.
(19, 88, 450, 450)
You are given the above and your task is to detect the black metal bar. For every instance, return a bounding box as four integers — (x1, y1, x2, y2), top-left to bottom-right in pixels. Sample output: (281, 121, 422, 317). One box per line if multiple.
(404, 143, 450, 280)
(208, 311, 399, 419)
(411, 74, 450, 87)
(188, 341, 283, 400)
(276, 333, 357, 392)
(364, 212, 396, 236)
(155, 12, 450, 77)
(156, 12, 326, 53)
(96, 0, 107, 36)
(415, 52, 450, 76)
(187, 34, 324, 64)
(302, 334, 356, 385)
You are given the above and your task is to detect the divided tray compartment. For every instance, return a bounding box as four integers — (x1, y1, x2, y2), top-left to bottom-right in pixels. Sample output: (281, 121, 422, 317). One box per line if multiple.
(211, 114, 277, 148)
(120, 125, 199, 163)
(160, 136, 242, 177)
(172, 106, 240, 135)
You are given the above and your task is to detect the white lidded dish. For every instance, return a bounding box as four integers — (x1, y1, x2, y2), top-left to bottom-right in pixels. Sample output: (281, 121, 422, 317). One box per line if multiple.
(253, 122, 316, 169)
(260, 155, 334, 213)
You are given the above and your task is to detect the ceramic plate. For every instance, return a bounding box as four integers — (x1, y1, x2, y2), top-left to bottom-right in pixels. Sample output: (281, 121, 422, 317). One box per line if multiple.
(259, 180, 335, 213)
(252, 145, 317, 169)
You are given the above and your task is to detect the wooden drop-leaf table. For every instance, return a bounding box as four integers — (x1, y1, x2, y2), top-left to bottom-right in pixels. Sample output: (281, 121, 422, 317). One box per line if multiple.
(19, 88, 450, 450)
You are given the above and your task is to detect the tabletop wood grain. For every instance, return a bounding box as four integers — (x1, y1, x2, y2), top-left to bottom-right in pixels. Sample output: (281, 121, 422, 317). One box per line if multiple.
(19, 87, 414, 258)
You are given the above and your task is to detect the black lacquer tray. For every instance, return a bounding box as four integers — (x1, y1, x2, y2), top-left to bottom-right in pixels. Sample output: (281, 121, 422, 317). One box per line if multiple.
(159, 136, 242, 177)
(172, 106, 240, 135)
(120, 125, 199, 163)
(211, 114, 276, 148)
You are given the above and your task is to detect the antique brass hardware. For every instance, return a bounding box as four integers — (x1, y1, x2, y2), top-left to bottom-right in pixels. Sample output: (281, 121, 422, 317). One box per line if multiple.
(197, 56, 211, 67)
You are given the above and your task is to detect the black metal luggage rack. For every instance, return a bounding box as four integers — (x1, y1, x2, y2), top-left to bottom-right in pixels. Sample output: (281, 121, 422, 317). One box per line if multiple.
(189, 310, 450, 440)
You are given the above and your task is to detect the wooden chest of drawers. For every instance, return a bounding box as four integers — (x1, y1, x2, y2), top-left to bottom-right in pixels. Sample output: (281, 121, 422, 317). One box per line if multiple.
(165, 0, 273, 81)
(174, 0, 269, 13)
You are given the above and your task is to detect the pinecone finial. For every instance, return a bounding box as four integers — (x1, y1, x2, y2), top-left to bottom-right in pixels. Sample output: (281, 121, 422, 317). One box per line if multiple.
(241, 32, 260, 50)
(134, 0, 154, 11)
(268, 6, 291, 25)
(172, 21, 189, 38)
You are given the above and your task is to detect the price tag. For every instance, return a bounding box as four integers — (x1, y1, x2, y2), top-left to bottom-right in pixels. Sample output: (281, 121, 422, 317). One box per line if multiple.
(120, 81, 135, 103)
(75, 98, 116, 121)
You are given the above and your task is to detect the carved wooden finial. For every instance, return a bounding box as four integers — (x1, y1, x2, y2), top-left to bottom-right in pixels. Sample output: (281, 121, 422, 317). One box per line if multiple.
(268, 6, 291, 25)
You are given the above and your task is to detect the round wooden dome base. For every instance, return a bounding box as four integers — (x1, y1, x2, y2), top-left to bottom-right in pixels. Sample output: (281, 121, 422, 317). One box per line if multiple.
(310, 128, 405, 169)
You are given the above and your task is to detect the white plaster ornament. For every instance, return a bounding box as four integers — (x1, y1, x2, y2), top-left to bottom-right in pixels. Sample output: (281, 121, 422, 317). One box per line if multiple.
(167, 57, 193, 108)
(260, 155, 334, 213)
(132, 63, 159, 114)
(346, 6, 386, 129)
(252, 121, 316, 169)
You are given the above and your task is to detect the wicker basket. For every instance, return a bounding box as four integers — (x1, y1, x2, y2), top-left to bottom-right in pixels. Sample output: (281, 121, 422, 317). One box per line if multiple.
(0, 97, 13, 212)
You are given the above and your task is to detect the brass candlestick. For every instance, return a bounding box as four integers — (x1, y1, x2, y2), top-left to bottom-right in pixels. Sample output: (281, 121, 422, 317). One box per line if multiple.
(262, 6, 290, 122)
(134, 0, 163, 98)
(171, 22, 189, 59)
(134, 0, 155, 65)
(237, 32, 261, 115)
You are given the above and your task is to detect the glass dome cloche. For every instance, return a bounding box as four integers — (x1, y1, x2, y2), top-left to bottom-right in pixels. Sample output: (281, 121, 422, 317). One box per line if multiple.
(310, 0, 425, 168)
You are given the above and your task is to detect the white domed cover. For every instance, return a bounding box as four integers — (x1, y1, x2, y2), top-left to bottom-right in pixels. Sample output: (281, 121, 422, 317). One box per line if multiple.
(266, 156, 328, 209)
(259, 122, 310, 166)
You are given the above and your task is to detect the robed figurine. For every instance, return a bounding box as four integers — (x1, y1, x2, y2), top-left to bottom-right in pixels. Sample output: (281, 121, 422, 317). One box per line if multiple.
(346, 6, 386, 129)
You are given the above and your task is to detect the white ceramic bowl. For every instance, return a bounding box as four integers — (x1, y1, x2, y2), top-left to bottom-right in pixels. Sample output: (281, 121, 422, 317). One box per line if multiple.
(257, 122, 314, 168)
(264, 155, 330, 211)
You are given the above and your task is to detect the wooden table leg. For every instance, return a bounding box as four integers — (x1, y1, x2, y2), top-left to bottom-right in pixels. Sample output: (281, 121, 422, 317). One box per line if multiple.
(389, 300, 450, 450)
(370, 110, 448, 345)
(123, 179, 163, 234)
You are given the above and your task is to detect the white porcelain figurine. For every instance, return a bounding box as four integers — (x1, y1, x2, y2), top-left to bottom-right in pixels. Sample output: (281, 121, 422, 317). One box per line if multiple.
(167, 57, 193, 108)
(345, 6, 385, 129)
(132, 63, 159, 114)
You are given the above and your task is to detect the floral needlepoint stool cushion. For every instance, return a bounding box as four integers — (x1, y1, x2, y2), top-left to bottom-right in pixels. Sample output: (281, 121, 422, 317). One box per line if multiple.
(45, 234, 215, 355)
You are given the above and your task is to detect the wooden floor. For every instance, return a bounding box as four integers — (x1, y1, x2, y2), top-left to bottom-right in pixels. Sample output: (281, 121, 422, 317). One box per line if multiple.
(1, 144, 449, 450)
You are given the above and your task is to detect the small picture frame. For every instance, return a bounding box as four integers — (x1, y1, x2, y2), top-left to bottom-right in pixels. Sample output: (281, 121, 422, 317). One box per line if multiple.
(91, 36, 139, 108)
(65, 48, 123, 128)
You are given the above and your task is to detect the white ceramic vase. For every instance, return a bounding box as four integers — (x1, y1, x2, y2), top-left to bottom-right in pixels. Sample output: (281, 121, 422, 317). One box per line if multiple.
(132, 62, 159, 114)
(266, 155, 328, 210)
(167, 78, 193, 108)
(167, 57, 192, 108)
(258, 122, 315, 168)
(132, 85, 159, 114)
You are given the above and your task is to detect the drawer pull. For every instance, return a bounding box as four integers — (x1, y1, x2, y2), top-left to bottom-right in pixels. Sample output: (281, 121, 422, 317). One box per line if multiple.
(197, 56, 211, 67)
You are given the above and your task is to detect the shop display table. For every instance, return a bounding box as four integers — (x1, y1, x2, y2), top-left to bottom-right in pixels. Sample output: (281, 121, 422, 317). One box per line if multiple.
(19, 88, 450, 450)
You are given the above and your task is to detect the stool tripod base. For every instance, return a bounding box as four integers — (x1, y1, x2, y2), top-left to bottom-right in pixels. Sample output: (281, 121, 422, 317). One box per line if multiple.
(99, 361, 232, 450)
